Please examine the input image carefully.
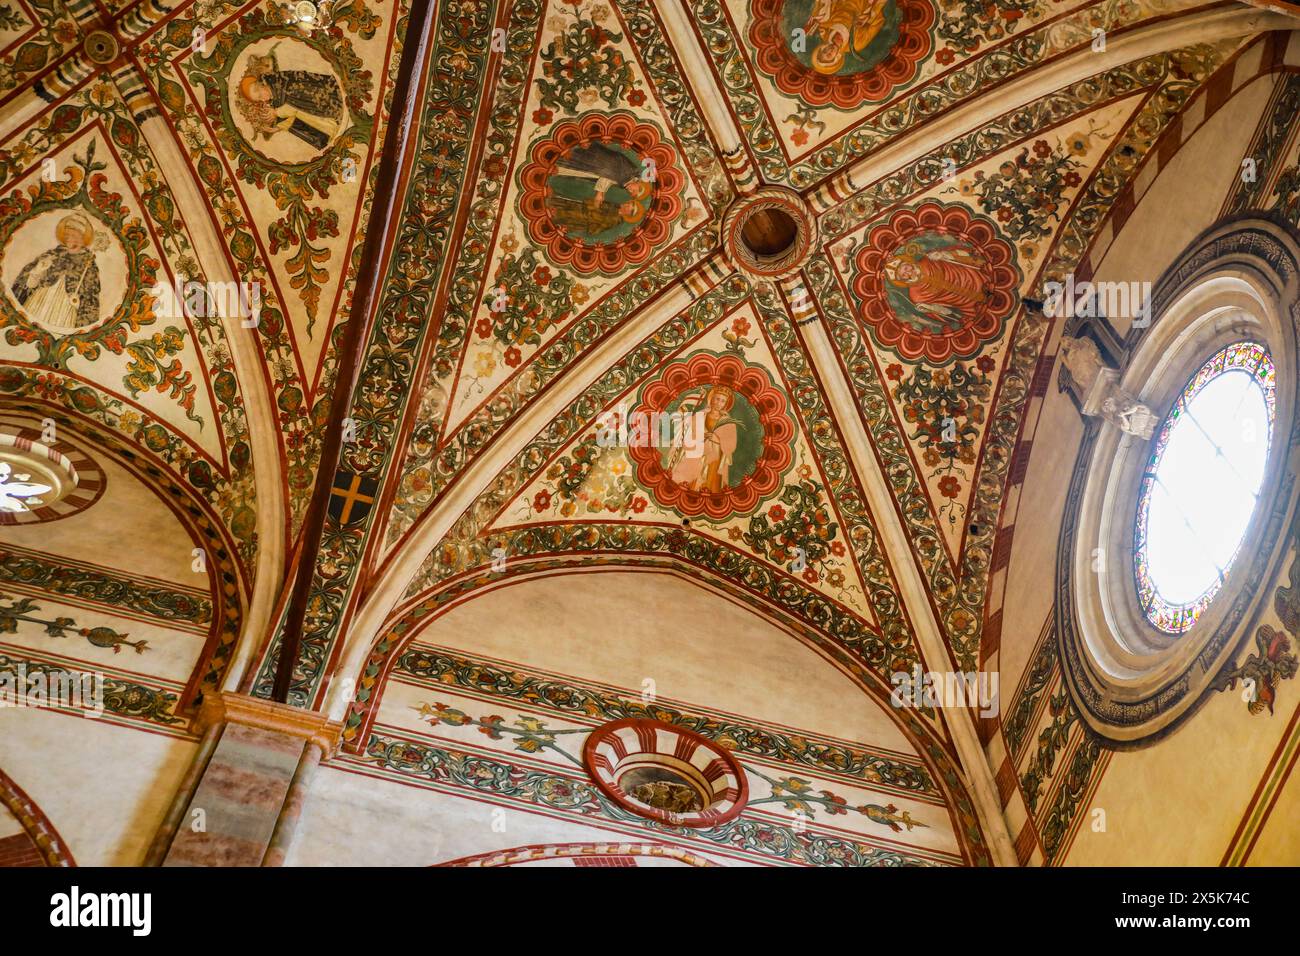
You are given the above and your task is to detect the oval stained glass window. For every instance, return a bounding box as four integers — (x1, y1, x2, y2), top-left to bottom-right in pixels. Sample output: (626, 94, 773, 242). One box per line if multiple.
(1134, 342, 1276, 633)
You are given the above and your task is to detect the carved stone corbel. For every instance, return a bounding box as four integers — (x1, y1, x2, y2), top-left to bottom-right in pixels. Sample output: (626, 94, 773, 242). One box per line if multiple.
(1058, 335, 1156, 439)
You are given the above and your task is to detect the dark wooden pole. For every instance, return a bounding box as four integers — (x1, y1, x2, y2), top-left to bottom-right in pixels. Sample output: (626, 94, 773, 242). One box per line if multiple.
(272, 0, 438, 702)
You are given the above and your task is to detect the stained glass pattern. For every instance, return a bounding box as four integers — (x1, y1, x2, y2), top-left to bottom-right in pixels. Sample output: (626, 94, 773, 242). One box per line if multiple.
(1133, 341, 1276, 634)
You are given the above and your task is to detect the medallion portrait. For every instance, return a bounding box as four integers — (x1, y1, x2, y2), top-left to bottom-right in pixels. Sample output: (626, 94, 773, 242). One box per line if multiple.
(749, 0, 936, 109)
(627, 350, 795, 520)
(1, 209, 126, 335)
(518, 111, 686, 276)
(853, 200, 1020, 364)
(229, 38, 346, 164)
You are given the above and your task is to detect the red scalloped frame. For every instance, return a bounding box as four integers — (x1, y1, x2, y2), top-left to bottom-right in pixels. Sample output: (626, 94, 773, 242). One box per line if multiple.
(518, 111, 686, 276)
(852, 199, 1020, 364)
(626, 351, 796, 520)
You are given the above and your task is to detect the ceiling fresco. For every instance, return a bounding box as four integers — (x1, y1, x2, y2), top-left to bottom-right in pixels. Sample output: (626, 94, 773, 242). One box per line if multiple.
(0, 0, 1295, 864)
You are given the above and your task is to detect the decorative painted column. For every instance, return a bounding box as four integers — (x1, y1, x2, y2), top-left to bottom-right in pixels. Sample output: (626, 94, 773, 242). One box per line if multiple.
(146, 694, 339, 867)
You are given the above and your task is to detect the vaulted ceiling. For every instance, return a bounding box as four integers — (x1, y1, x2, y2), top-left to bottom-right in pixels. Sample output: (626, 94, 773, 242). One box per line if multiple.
(1, 0, 1296, 864)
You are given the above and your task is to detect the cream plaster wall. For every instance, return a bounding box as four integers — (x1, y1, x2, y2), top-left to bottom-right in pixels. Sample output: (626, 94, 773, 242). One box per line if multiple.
(287, 763, 744, 866)
(0, 707, 195, 865)
(396, 568, 917, 754)
(998, 70, 1299, 866)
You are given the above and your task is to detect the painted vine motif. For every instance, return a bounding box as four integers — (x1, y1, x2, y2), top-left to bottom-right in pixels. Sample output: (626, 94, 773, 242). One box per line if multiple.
(388, 645, 937, 792)
(0, 145, 202, 421)
(0, 594, 146, 654)
(362, 730, 941, 866)
(888, 357, 994, 538)
(186, 6, 376, 330)
(536, 5, 637, 113)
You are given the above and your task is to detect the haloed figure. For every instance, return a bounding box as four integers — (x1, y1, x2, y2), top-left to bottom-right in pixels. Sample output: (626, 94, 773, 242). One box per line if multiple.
(547, 141, 653, 239)
(804, 0, 889, 74)
(668, 385, 740, 494)
(10, 212, 106, 330)
(884, 239, 989, 332)
(234, 48, 343, 151)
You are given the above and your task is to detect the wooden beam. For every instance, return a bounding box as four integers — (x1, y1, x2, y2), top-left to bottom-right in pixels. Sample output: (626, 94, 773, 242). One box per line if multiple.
(272, 0, 438, 702)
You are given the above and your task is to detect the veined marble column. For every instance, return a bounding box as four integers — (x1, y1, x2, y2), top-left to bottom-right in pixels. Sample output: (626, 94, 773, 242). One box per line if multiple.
(147, 694, 339, 867)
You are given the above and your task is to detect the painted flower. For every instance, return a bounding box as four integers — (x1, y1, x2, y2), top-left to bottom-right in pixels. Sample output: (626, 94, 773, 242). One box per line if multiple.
(936, 47, 956, 65)
(976, 355, 997, 373)
(533, 490, 552, 511)
(631, 496, 647, 514)
(570, 284, 589, 305)
(532, 107, 554, 125)
(475, 318, 492, 338)
(474, 351, 496, 377)
(886, 363, 904, 381)
(34, 373, 63, 400)
(731, 317, 751, 338)
(501, 233, 519, 253)
(627, 88, 646, 107)
(1066, 132, 1091, 156)
(1064, 171, 1082, 188)
(769, 504, 787, 522)
(950, 608, 976, 633)
(802, 568, 819, 584)
(828, 569, 845, 587)
(1033, 140, 1052, 158)
(791, 128, 808, 147)
(938, 475, 962, 498)
(505, 347, 522, 367)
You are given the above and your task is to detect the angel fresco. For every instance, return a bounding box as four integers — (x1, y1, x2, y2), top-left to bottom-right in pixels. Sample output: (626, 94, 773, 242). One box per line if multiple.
(803, 0, 890, 74)
(234, 45, 344, 152)
(664, 385, 750, 494)
(883, 238, 990, 334)
(9, 212, 108, 330)
(546, 141, 653, 243)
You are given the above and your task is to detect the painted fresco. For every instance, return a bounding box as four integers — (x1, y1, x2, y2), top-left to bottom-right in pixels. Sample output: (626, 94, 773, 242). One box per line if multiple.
(0, 0, 1296, 869)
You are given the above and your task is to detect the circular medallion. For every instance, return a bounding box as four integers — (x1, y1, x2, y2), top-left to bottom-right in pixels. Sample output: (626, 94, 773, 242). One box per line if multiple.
(583, 719, 749, 828)
(749, 0, 936, 110)
(1, 209, 128, 335)
(722, 187, 817, 278)
(852, 200, 1020, 364)
(84, 31, 119, 65)
(0, 429, 105, 525)
(626, 350, 796, 520)
(228, 37, 347, 165)
(518, 111, 685, 276)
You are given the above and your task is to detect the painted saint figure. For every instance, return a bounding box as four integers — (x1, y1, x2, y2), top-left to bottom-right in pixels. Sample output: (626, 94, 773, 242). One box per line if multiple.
(547, 141, 652, 240)
(234, 47, 343, 151)
(883, 239, 989, 332)
(10, 213, 106, 330)
(804, 0, 890, 74)
(667, 385, 740, 493)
